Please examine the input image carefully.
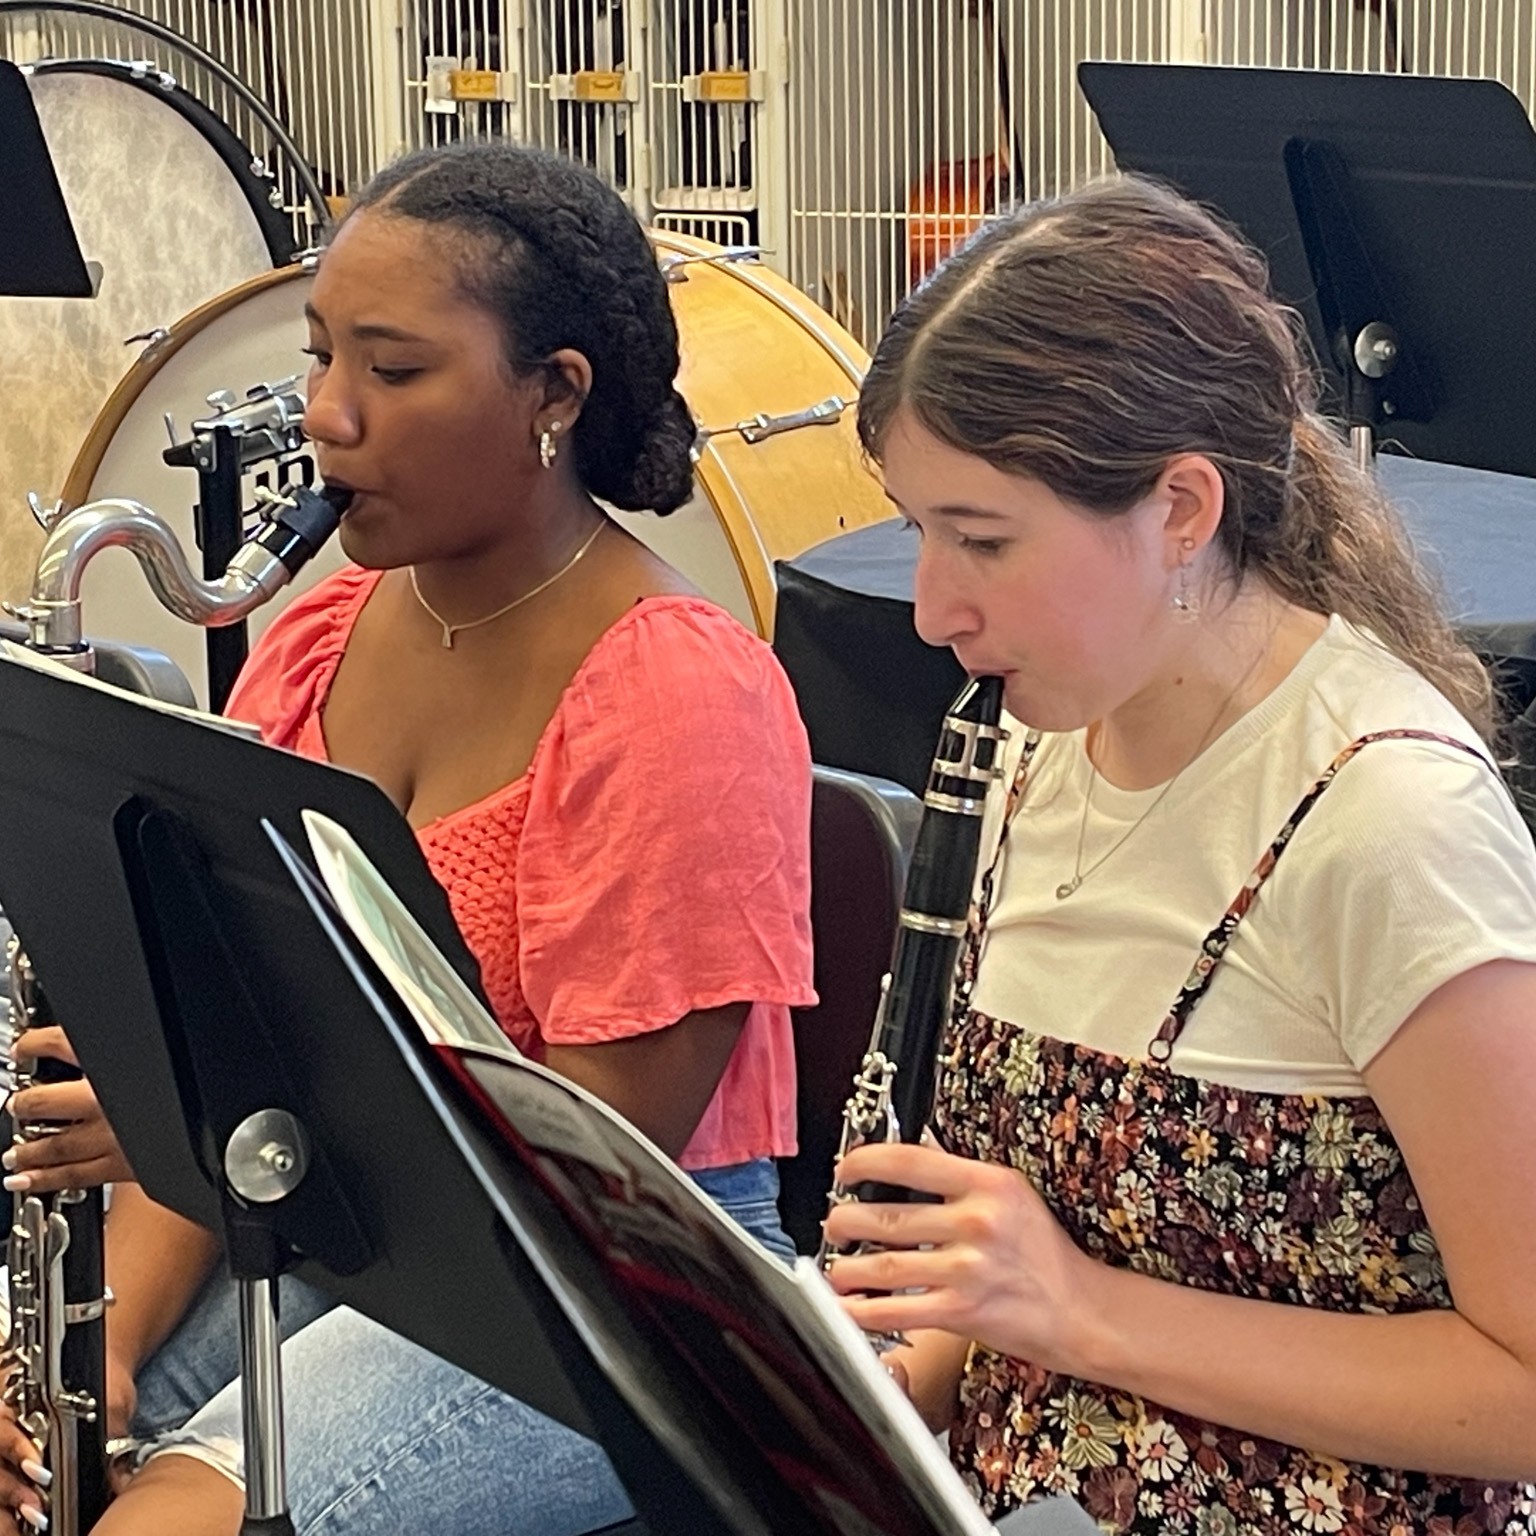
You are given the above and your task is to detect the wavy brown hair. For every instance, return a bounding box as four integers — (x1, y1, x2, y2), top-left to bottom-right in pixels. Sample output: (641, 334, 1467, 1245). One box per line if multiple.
(857, 176, 1492, 736)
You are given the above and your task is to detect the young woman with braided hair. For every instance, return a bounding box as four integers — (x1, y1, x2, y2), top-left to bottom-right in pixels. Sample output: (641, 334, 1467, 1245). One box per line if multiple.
(821, 177, 1536, 1534)
(46, 140, 813, 1535)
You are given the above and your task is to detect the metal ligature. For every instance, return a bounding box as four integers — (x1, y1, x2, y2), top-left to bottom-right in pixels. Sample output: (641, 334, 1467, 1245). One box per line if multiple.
(818, 676, 1007, 1329)
(0, 433, 348, 1534)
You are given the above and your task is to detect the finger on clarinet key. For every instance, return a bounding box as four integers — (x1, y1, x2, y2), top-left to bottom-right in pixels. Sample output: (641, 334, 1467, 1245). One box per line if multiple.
(832, 1139, 962, 1194)
(821, 1195, 954, 1252)
(9, 1027, 78, 1069)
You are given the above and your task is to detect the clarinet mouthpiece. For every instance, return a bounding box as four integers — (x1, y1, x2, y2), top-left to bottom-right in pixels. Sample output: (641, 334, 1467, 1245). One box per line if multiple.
(250, 483, 351, 576)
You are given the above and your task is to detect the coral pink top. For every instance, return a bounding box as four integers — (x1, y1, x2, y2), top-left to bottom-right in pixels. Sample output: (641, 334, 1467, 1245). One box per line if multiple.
(226, 566, 815, 1168)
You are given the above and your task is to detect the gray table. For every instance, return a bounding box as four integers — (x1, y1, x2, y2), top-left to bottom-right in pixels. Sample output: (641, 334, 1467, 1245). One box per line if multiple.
(790, 455, 1536, 647)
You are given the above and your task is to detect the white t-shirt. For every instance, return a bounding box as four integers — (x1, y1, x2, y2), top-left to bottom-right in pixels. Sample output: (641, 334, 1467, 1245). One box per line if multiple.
(970, 616, 1536, 1096)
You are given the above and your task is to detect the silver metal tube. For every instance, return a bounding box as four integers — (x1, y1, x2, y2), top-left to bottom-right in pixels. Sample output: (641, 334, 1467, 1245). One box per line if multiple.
(237, 1277, 288, 1520)
(24, 500, 291, 653)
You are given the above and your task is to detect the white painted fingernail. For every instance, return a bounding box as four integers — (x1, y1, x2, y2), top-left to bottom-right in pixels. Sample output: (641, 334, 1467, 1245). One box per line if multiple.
(4, 1174, 31, 1194)
(18, 1502, 48, 1532)
(2, 1148, 17, 1171)
(21, 1460, 51, 1488)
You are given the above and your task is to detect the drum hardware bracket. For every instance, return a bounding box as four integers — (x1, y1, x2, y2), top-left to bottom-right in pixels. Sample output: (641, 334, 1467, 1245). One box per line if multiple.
(695, 394, 848, 454)
(120, 59, 177, 91)
(248, 159, 285, 210)
(660, 245, 765, 283)
(126, 328, 171, 355)
(25, 492, 64, 532)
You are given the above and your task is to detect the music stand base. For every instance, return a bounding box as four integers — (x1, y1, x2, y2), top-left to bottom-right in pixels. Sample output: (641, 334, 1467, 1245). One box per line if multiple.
(238, 1517, 297, 1536)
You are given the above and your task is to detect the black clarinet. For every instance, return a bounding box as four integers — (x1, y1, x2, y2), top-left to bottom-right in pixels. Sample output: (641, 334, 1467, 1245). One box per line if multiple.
(818, 677, 1006, 1288)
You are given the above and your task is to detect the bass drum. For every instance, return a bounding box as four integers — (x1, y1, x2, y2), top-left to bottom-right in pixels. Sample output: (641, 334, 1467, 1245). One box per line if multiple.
(58, 240, 892, 702)
(636, 231, 890, 636)
(0, 59, 289, 600)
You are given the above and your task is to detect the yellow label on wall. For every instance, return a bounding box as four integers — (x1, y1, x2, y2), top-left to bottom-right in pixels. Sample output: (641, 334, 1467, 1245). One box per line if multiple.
(572, 70, 627, 102)
(695, 70, 752, 103)
(449, 69, 500, 101)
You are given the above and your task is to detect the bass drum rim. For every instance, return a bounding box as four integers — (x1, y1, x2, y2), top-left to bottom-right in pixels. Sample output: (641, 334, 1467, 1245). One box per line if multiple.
(61, 264, 310, 512)
(27, 58, 295, 267)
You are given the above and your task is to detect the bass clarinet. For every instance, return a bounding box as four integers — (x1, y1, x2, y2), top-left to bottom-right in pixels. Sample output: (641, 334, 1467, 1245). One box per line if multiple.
(4, 938, 110, 1533)
(818, 675, 1006, 1319)
(1, 472, 347, 1533)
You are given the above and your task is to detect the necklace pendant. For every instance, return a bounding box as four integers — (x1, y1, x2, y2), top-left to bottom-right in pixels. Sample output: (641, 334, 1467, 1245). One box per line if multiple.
(1055, 878, 1081, 900)
(439, 627, 455, 650)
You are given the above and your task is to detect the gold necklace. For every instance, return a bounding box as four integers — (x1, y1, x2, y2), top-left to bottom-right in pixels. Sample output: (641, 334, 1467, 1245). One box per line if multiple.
(1054, 756, 1189, 900)
(1054, 670, 1256, 901)
(409, 520, 606, 650)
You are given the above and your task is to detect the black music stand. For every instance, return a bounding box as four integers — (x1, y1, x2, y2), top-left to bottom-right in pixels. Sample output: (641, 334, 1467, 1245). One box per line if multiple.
(0, 649, 1097, 1535)
(0, 652, 682, 1534)
(1078, 64, 1536, 479)
(0, 59, 96, 298)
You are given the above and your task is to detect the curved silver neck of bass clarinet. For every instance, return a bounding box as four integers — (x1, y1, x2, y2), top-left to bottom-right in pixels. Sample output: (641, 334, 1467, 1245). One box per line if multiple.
(16, 500, 283, 658)
(9, 485, 348, 664)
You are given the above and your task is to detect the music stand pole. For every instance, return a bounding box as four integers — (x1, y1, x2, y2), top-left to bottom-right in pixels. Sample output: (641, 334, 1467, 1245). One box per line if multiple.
(223, 1109, 316, 1536)
(235, 1279, 293, 1536)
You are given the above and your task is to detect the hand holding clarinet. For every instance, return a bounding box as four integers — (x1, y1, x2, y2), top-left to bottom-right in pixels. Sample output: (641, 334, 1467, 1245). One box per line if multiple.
(819, 678, 1109, 1380)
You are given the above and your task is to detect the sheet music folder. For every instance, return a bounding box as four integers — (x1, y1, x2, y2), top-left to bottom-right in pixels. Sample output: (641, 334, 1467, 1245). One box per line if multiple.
(281, 808, 1035, 1535)
(1077, 64, 1536, 480)
(0, 59, 95, 298)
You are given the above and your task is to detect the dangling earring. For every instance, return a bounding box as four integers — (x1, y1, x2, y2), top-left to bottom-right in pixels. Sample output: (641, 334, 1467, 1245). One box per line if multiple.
(539, 424, 559, 470)
(1171, 538, 1200, 622)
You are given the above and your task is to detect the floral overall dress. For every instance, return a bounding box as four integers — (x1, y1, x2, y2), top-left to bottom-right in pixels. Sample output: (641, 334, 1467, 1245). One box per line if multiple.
(933, 729, 1536, 1536)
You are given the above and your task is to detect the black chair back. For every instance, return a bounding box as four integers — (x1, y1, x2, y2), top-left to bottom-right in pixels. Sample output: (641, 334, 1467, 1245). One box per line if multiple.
(772, 562, 964, 797)
(778, 765, 921, 1256)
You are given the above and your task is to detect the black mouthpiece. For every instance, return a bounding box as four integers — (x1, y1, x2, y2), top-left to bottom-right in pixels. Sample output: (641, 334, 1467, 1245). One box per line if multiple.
(251, 484, 351, 575)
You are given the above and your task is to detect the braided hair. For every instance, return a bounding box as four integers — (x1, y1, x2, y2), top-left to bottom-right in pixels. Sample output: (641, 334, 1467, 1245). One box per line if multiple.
(347, 140, 696, 514)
